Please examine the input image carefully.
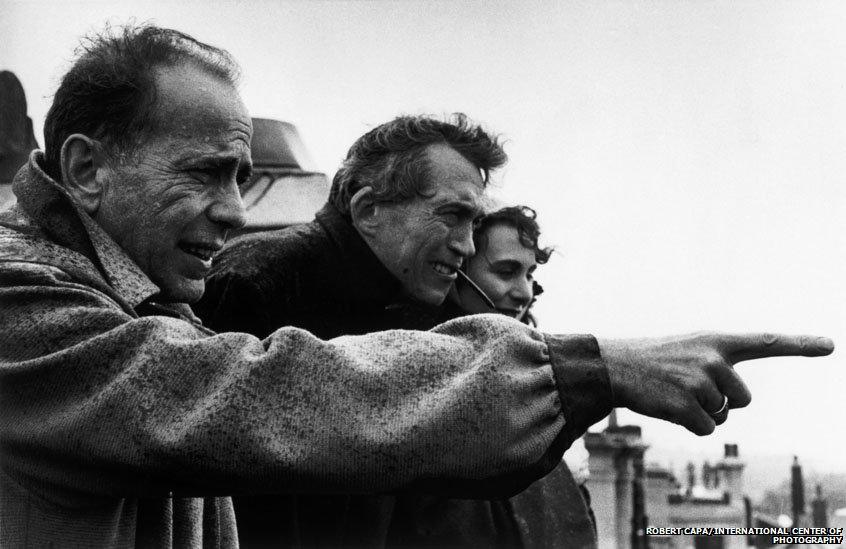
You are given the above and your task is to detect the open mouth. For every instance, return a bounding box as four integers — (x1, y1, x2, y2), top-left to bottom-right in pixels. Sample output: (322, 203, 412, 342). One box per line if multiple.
(431, 261, 459, 278)
(179, 243, 219, 263)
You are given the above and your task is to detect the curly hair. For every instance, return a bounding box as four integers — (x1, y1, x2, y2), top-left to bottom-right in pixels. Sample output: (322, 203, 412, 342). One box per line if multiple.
(43, 24, 240, 181)
(473, 205, 552, 265)
(328, 113, 507, 218)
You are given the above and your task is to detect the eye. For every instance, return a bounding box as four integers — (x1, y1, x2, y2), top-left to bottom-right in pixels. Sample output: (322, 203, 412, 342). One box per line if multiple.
(189, 169, 215, 184)
(441, 212, 460, 225)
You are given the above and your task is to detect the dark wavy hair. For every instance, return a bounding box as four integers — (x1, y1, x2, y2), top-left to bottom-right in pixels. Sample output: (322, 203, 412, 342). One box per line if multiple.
(329, 113, 507, 218)
(471, 205, 552, 325)
(43, 24, 240, 181)
(473, 205, 552, 265)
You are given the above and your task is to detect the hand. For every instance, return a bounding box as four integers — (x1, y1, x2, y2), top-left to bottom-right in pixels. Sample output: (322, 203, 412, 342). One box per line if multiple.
(597, 332, 834, 435)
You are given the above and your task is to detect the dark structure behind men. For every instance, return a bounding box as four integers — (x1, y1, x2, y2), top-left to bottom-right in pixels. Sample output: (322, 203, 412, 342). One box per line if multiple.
(235, 117, 330, 233)
(0, 71, 39, 205)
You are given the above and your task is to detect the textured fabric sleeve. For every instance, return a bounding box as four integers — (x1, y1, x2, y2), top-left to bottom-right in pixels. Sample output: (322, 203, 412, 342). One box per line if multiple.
(546, 334, 614, 439)
(0, 262, 606, 504)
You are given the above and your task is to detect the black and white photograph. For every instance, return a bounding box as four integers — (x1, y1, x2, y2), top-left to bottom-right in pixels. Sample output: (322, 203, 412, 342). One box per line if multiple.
(1, 1, 844, 548)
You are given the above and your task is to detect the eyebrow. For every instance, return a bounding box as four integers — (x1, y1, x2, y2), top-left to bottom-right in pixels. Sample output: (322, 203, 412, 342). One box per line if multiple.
(488, 259, 537, 272)
(436, 199, 485, 217)
(176, 154, 253, 180)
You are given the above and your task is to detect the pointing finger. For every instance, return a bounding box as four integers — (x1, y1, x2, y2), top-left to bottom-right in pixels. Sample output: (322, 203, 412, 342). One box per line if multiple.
(719, 333, 834, 363)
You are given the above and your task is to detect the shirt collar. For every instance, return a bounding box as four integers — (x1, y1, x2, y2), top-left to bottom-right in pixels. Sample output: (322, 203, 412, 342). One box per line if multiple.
(313, 202, 404, 306)
(14, 151, 160, 308)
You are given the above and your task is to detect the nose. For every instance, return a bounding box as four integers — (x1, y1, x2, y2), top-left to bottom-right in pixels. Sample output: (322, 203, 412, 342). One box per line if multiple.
(510, 277, 533, 307)
(207, 179, 247, 230)
(447, 222, 476, 259)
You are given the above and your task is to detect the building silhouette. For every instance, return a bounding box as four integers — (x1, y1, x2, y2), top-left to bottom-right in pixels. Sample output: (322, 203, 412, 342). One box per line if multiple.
(586, 416, 747, 549)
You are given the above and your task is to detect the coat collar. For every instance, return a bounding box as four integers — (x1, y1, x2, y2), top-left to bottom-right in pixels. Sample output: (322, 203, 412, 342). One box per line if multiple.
(11, 150, 161, 309)
(313, 202, 404, 307)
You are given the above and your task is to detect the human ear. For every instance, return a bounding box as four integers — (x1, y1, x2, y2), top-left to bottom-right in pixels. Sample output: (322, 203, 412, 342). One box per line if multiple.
(61, 134, 107, 215)
(349, 186, 379, 238)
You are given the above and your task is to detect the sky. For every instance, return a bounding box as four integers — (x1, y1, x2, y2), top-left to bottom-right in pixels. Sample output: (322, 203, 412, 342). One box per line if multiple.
(2, 0, 844, 488)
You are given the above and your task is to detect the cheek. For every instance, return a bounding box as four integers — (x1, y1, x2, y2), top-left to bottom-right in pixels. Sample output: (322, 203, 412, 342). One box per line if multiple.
(468, 267, 511, 301)
(400, 226, 441, 262)
(102, 174, 162, 229)
(123, 201, 199, 260)
(461, 267, 497, 300)
(412, 225, 450, 267)
(147, 187, 208, 230)
(482, 278, 511, 301)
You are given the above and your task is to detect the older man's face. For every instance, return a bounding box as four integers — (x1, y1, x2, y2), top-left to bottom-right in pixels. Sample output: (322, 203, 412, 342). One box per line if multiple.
(94, 62, 252, 303)
(369, 144, 485, 306)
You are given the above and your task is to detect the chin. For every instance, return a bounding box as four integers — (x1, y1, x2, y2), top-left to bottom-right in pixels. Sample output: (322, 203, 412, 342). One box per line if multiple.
(158, 278, 206, 304)
(413, 287, 449, 307)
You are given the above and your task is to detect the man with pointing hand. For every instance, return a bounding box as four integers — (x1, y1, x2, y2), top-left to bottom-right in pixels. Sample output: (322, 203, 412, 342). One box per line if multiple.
(0, 24, 833, 547)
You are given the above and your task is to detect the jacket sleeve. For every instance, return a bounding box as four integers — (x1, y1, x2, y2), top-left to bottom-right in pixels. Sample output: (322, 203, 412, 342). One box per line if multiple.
(0, 261, 611, 503)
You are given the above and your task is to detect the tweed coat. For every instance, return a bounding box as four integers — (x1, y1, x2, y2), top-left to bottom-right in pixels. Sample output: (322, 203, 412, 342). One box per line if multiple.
(0, 153, 611, 547)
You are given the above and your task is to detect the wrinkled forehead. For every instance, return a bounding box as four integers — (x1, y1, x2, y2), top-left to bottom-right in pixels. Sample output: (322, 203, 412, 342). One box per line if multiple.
(420, 144, 486, 210)
(150, 63, 252, 145)
(425, 177, 485, 207)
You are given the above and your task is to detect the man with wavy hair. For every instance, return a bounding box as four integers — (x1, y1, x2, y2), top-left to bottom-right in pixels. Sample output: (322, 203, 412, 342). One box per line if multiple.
(197, 114, 831, 548)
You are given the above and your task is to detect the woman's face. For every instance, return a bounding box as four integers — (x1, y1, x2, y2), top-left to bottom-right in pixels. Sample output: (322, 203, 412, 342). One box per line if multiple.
(456, 223, 537, 319)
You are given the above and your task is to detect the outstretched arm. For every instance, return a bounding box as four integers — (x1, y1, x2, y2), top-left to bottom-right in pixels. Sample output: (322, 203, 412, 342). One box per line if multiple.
(0, 262, 602, 502)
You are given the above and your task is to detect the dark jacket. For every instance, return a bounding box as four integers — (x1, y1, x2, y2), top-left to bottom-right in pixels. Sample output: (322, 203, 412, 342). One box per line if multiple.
(196, 203, 601, 548)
